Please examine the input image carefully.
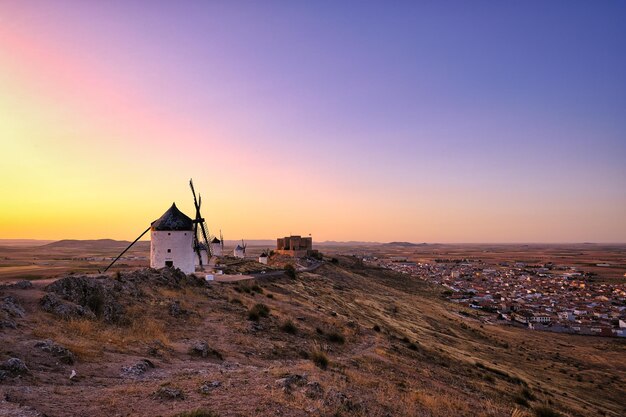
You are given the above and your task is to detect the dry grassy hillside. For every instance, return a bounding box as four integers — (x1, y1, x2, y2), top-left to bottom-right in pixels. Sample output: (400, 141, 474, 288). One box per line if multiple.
(1, 258, 624, 417)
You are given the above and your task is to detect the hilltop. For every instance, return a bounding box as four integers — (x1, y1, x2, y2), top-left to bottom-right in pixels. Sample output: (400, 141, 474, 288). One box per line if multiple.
(0, 259, 624, 417)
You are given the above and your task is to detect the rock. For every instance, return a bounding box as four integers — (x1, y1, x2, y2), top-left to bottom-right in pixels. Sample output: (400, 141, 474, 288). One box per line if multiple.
(147, 340, 166, 357)
(0, 358, 29, 376)
(70, 370, 76, 379)
(198, 380, 221, 394)
(34, 340, 76, 364)
(12, 280, 34, 290)
(1, 296, 25, 318)
(324, 389, 361, 412)
(168, 300, 190, 317)
(0, 319, 17, 329)
(190, 342, 223, 360)
(275, 373, 308, 394)
(305, 381, 324, 399)
(45, 276, 125, 324)
(153, 386, 184, 400)
(121, 359, 155, 377)
(39, 293, 96, 320)
(0, 370, 7, 381)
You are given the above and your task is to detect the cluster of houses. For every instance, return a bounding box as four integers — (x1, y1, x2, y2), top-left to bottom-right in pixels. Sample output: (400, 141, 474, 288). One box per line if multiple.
(369, 257, 626, 338)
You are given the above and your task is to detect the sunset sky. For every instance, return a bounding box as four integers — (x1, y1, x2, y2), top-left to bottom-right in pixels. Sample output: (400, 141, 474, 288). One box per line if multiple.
(1, 1, 625, 243)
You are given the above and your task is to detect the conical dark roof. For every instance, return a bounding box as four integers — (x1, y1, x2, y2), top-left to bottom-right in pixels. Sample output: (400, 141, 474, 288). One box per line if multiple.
(151, 203, 193, 231)
(211, 237, 221, 244)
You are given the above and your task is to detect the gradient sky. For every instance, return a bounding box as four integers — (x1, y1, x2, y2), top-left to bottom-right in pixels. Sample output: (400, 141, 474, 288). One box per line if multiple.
(1, 1, 625, 243)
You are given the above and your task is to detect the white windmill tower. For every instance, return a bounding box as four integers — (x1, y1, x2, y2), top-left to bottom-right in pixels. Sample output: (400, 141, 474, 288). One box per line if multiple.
(149, 203, 195, 274)
(210, 230, 224, 256)
(233, 239, 247, 259)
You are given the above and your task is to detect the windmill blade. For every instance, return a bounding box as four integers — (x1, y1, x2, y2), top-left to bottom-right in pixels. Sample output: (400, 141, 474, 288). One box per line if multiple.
(101, 226, 150, 273)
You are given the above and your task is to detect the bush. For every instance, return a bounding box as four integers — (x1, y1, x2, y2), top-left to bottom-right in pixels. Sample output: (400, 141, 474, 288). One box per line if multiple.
(266, 293, 274, 299)
(533, 405, 562, 417)
(230, 298, 242, 305)
(372, 324, 381, 332)
(280, 320, 298, 334)
(248, 303, 270, 321)
(326, 331, 345, 344)
(311, 350, 329, 369)
(284, 264, 296, 279)
(330, 258, 339, 264)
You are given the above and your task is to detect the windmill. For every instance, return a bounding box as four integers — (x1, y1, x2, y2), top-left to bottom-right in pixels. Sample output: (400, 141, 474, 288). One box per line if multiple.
(220, 230, 224, 252)
(233, 239, 247, 259)
(189, 178, 211, 270)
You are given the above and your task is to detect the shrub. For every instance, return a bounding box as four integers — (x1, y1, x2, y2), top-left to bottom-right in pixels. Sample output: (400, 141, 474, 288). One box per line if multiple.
(248, 303, 270, 321)
(284, 264, 297, 279)
(326, 331, 345, 344)
(533, 405, 562, 417)
(280, 320, 298, 334)
(372, 324, 381, 332)
(330, 258, 339, 264)
(316, 327, 324, 335)
(230, 298, 242, 305)
(311, 350, 329, 369)
(407, 342, 419, 351)
(266, 293, 274, 299)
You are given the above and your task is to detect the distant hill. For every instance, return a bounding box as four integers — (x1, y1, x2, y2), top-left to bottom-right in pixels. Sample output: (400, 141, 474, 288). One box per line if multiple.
(317, 241, 382, 246)
(384, 241, 426, 247)
(42, 239, 150, 250)
(0, 239, 56, 247)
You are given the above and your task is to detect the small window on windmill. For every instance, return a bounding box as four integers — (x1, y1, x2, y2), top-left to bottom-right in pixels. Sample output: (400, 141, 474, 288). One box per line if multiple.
(168, 232, 171, 235)
(167, 249, 171, 253)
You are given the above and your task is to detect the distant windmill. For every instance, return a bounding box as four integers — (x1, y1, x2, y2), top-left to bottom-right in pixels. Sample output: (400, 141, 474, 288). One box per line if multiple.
(189, 179, 211, 269)
(234, 239, 247, 259)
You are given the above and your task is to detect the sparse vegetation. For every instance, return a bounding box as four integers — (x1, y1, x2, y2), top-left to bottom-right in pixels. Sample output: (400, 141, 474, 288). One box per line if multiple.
(533, 405, 562, 417)
(326, 330, 345, 344)
(280, 320, 298, 334)
(311, 349, 329, 369)
(247, 303, 270, 321)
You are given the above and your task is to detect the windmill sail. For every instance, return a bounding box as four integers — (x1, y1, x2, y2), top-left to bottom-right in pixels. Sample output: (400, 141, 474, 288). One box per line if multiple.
(190, 179, 212, 270)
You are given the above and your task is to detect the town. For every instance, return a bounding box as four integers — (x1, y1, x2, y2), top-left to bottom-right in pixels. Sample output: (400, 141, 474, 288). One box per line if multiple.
(369, 256, 626, 338)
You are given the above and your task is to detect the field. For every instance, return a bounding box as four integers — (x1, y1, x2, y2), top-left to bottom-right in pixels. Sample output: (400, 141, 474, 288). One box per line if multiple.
(0, 240, 625, 416)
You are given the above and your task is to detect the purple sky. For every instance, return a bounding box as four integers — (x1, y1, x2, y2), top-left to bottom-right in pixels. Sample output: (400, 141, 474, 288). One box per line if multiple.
(1, 1, 625, 242)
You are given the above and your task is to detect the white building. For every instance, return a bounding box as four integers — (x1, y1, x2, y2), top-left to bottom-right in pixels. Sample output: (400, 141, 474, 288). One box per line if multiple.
(234, 244, 245, 259)
(259, 252, 269, 265)
(210, 237, 222, 257)
(150, 203, 195, 274)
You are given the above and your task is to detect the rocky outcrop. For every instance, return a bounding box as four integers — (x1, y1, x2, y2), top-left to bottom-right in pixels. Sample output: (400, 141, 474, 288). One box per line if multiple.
(0, 358, 29, 377)
(44, 276, 125, 324)
(153, 386, 184, 400)
(121, 359, 155, 377)
(34, 340, 75, 365)
(189, 341, 223, 360)
(39, 293, 96, 320)
(0, 296, 25, 329)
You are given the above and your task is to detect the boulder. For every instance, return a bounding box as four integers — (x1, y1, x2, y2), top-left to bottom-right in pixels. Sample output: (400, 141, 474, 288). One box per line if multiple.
(121, 359, 155, 377)
(189, 341, 223, 360)
(40, 293, 96, 320)
(44, 276, 125, 323)
(1, 296, 25, 318)
(153, 386, 184, 400)
(0, 358, 29, 376)
(34, 340, 75, 365)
